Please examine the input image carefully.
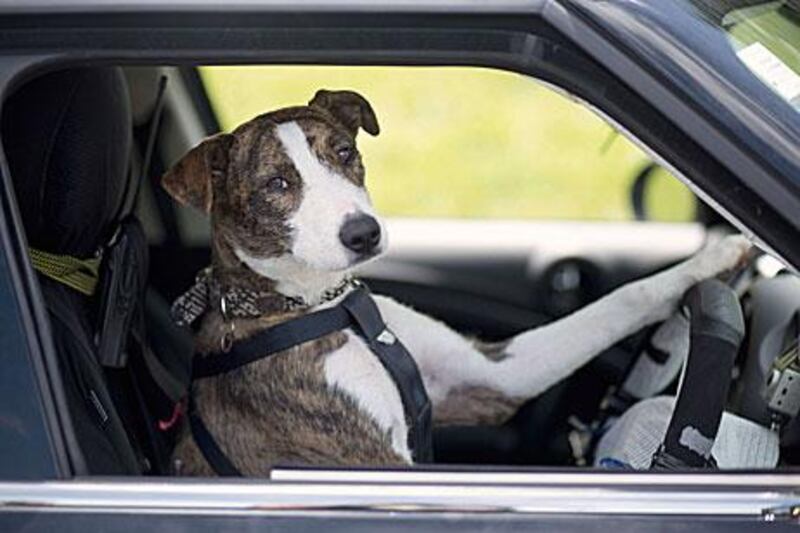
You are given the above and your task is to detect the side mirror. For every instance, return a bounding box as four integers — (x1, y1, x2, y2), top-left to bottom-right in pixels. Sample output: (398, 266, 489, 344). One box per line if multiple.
(630, 162, 698, 222)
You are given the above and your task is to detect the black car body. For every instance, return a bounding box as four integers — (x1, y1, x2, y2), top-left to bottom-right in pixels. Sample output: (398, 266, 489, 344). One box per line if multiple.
(0, 0, 799, 530)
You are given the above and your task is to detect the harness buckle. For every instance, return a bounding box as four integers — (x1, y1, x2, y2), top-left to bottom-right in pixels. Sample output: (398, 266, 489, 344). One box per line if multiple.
(220, 295, 235, 353)
(376, 328, 396, 345)
(220, 329, 234, 353)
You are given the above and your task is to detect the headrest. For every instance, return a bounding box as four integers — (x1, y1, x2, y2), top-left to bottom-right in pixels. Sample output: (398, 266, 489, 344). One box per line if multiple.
(2, 67, 133, 257)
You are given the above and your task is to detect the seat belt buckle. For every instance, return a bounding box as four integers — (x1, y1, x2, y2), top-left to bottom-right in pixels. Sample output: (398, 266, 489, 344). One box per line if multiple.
(95, 219, 146, 368)
(767, 357, 800, 421)
(767, 315, 800, 426)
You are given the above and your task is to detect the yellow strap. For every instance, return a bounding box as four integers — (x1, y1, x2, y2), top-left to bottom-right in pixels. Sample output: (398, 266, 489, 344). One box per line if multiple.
(29, 248, 102, 296)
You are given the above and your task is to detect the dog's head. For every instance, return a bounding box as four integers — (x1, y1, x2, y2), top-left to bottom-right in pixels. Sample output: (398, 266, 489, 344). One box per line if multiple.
(163, 90, 385, 291)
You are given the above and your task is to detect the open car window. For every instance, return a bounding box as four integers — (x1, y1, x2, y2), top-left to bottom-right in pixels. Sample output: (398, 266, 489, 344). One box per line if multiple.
(198, 66, 696, 222)
(5, 61, 795, 479)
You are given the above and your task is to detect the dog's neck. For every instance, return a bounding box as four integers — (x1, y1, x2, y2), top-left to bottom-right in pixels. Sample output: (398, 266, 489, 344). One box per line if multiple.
(211, 232, 350, 311)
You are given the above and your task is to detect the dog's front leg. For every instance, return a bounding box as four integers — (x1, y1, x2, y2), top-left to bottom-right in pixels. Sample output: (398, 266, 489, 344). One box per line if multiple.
(375, 235, 751, 426)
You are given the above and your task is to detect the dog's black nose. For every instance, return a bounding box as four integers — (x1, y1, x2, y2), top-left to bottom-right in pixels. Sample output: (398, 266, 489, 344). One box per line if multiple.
(339, 214, 381, 255)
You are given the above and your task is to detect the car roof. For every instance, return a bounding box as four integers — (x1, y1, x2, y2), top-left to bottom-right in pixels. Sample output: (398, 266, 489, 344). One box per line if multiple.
(0, 0, 542, 14)
(3, 0, 795, 185)
(570, 0, 799, 192)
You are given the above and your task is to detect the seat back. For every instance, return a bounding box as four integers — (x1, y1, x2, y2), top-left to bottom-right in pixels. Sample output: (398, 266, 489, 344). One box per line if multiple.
(3, 67, 148, 475)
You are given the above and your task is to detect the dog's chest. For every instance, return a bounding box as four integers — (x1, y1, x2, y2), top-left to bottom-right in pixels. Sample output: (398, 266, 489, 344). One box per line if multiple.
(323, 332, 411, 461)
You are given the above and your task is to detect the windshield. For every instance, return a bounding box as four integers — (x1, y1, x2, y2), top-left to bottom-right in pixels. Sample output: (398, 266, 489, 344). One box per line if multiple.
(700, 1, 800, 112)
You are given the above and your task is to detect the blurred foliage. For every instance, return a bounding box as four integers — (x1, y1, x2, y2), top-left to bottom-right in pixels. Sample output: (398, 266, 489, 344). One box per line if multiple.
(201, 66, 694, 221)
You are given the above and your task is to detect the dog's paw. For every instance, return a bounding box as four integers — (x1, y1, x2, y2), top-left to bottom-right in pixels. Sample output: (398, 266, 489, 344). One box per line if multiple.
(686, 234, 752, 282)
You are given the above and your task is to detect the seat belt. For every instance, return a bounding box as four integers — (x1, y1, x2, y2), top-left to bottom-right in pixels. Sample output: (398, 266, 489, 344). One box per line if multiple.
(190, 284, 433, 475)
(96, 75, 168, 369)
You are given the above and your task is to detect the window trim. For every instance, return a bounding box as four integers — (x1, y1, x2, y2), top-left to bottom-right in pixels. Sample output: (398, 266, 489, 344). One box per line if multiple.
(0, 60, 78, 479)
(0, 2, 795, 486)
(1, 472, 800, 518)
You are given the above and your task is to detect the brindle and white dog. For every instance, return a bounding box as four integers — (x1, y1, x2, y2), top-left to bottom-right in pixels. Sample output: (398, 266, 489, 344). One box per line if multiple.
(164, 89, 751, 475)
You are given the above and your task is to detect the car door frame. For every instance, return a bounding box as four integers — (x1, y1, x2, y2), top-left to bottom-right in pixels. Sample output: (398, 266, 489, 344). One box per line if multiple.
(0, 0, 798, 528)
(552, 0, 800, 269)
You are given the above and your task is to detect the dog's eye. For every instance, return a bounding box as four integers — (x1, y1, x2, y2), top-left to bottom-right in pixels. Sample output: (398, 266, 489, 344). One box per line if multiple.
(336, 146, 354, 164)
(265, 176, 289, 193)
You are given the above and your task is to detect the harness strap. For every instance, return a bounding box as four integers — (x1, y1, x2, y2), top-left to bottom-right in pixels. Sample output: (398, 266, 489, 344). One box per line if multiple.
(193, 304, 352, 378)
(190, 285, 433, 473)
(188, 395, 242, 476)
(339, 288, 433, 463)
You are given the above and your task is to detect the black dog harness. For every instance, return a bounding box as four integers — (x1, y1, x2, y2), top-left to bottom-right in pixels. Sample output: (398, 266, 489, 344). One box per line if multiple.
(188, 284, 433, 475)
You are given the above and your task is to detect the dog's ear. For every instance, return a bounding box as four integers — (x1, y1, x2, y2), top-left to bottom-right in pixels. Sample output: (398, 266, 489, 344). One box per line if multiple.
(309, 89, 380, 137)
(161, 133, 233, 213)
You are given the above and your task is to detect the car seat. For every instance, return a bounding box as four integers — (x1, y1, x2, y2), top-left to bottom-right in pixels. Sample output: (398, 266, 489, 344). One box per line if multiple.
(2, 67, 191, 475)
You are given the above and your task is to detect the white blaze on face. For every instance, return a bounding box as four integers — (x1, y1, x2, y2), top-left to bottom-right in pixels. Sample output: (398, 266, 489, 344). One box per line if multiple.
(275, 121, 384, 269)
(234, 120, 386, 303)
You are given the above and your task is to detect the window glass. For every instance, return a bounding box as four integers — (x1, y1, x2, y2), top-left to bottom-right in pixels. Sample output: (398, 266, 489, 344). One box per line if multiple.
(201, 66, 694, 221)
(723, 1, 800, 112)
(0, 227, 61, 479)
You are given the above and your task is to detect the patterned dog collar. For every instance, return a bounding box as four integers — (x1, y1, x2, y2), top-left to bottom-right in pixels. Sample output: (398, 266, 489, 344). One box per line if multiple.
(170, 267, 356, 327)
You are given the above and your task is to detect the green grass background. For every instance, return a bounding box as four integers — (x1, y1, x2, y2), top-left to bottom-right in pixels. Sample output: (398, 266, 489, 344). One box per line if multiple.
(200, 66, 693, 221)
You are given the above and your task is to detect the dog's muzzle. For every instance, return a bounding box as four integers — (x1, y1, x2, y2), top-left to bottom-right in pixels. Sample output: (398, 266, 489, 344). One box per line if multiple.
(339, 213, 381, 256)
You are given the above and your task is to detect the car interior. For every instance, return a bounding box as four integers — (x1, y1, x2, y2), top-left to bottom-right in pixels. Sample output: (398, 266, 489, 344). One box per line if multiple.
(1, 62, 799, 477)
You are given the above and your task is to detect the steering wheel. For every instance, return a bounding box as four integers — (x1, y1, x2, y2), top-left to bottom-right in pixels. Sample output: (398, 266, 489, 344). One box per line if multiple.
(649, 278, 746, 469)
(611, 247, 759, 406)
(593, 253, 769, 470)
